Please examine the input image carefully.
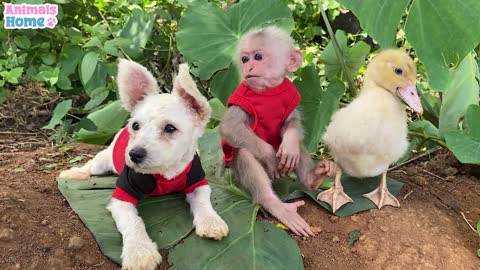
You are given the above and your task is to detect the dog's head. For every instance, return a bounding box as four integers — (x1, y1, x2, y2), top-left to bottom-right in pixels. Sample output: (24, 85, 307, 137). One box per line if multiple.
(117, 60, 211, 176)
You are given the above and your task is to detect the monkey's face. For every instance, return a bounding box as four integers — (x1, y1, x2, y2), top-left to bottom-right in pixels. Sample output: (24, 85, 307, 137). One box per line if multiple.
(239, 38, 286, 90)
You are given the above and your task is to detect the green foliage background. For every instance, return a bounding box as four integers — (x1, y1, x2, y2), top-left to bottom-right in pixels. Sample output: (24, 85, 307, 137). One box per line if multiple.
(3, 0, 480, 265)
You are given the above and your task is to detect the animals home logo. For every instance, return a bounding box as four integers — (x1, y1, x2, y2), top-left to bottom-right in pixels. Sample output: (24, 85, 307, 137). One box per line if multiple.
(4, 3, 58, 29)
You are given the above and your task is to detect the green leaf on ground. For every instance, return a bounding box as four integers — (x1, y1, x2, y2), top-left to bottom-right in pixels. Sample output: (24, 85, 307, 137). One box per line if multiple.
(319, 30, 370, 82)
(0, 89, 9, 105)
(294, 66, 346, 152)
(439, 54, 479, 138)
(444, 104, 480, 164)
(74, 101, 129, 145)
(176, 0, 293, 80)
(42, 99, 72, 130)
(57, 177, 193, 264)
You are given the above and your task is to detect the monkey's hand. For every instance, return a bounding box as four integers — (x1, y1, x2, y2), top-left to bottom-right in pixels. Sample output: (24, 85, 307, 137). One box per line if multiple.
(259, 142, 281, 179)
(277, 129, 300, 176)
(310, 160, 337, 189)
(262, 198, 314, 237)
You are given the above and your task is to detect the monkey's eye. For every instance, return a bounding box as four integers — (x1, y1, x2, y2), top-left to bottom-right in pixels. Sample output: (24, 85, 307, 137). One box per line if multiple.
(164, 124, 177, 134)
(241, 56, 249, 63)
(132, 122, 140, 131)
(254, 53, 264, 61)
(394, 67, 403, 75)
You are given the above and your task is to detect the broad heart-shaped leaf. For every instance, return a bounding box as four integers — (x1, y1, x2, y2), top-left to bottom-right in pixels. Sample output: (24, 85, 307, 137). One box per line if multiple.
(168, 185, 303, 270)
(57, 177, 194, 264)
(294, 66, 346, 152)
(444, 104, 480, 164)
(176, 0, 294, 80)
(210, 63, 241, 105)
(119, 7, 154, 60)
(319, 30, 370, 82)
(80, 51, 98, 85)
(337, 0, 410, 48)
(74, 101, 129, 145)
(42, 99, 72, 130)
(338, 0, 480, 90)
(274, 176, 404, 218)
(439, 54, 480, 138)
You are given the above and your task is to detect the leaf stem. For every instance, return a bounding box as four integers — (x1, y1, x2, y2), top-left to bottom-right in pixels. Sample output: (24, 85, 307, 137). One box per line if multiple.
(408, 131, 448, 148)
(319, 7, 356, 96)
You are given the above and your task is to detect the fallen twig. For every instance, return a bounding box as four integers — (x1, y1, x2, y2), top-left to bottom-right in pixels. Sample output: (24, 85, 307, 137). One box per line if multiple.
(88, 261, 105, 270)
(460, 211, 477, 234)
(422, 169, 446, 181)
(403, 190, 413, 199)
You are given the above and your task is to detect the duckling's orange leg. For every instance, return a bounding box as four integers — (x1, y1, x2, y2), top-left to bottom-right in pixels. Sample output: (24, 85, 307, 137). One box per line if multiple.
(363, 171, 400, 209)
(316, 169, 353, 213)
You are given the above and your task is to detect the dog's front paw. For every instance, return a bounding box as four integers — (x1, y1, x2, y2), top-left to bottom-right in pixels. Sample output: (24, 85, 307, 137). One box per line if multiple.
(59, 168, 90, 180)
(121, 239, 162, 270)
(195, 213, 229, 240)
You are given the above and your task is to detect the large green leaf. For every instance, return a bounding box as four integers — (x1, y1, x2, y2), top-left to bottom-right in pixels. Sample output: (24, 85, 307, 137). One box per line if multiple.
(210, 63, 241, 105)
(338, 0, 480, 90)
(74, 101, 129, 144)
(337, 0, 409, 48)
(119, 7, 154, 59)
(439, 54, 479, 138)
(319, 30, 370, 82)
(444, 104, 480, 164)
(57, 177, 194, 264)
(294, 66, 346, 152)
(176, 0, 293, 80)
(169, 187, 303, 270)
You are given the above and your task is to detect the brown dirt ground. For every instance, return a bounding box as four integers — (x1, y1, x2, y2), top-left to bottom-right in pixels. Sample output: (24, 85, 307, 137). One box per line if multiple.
(1, 135, 480, 270)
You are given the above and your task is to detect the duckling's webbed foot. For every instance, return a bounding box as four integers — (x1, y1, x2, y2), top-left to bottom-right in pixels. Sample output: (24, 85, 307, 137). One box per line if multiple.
(363, 171, 400, 209)
(316, 169, 353, 213)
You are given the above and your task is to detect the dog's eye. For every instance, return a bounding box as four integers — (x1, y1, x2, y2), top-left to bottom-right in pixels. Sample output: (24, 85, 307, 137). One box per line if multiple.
(132, 122, 140, 131)
(164, 124, 177, 134)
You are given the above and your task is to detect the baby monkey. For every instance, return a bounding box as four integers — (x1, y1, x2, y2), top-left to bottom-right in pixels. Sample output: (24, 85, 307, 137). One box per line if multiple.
(220, 26, 336, 236)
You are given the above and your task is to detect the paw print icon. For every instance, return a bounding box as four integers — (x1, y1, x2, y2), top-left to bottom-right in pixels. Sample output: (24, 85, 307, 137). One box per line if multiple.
(46, 17, 57, 29)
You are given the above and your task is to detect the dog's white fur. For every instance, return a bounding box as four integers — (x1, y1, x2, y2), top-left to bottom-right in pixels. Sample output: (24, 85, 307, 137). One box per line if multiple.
(60, 60, 228, 270)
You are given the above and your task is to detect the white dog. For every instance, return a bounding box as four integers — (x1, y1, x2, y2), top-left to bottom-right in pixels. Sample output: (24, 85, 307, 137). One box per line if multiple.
(59, 60, 229, 270)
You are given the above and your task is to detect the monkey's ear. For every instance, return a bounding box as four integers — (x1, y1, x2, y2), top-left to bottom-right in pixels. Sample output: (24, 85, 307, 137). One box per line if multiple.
(117, 59, 158, 112)
(286, 49, 303, 73)
(173, 64, 211, 126)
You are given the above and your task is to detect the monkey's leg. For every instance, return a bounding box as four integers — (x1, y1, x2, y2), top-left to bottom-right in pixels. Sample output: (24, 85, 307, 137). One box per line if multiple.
(232, 148, 313, 237)
(316, 169, 353, 213)
(362, 171, 400, 209)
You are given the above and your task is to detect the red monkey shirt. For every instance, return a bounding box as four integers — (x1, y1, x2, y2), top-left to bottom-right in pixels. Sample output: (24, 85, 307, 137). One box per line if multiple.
(221, 78, 301, 167)
(111, 128, 208, 205)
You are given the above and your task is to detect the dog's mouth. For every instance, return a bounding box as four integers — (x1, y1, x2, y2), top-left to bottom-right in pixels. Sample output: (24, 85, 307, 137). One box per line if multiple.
(245, 75, 260, 79)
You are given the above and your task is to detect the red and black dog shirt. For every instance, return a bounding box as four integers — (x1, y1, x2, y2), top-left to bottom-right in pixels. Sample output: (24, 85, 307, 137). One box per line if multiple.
(111, 128, 208, 205)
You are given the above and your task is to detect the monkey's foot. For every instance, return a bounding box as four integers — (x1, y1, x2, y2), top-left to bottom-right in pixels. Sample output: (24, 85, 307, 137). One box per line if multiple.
(263, 200, 313, 237)
(316, 187, 353, 213)
(362, 186, 400, 209)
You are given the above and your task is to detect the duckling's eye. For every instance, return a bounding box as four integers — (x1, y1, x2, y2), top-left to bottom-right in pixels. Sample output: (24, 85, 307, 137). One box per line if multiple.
(254, 53, 264, 61)
(241, 56, 249, 63)
(132, 122, 140, 131)
(394, 68, 403, 75)
(164, 124, 177, 134)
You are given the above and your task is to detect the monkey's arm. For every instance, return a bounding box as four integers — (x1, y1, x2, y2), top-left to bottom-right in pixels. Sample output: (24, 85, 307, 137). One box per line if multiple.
(277, 109, 304, 175)
(220, 105, 279, 178)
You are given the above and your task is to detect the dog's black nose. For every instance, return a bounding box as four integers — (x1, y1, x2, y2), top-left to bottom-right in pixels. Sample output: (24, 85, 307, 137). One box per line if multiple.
(129, 147, 147, 164)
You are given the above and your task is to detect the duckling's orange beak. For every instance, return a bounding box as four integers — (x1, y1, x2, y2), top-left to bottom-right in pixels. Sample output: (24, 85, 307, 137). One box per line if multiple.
(396, 81, 423, 115)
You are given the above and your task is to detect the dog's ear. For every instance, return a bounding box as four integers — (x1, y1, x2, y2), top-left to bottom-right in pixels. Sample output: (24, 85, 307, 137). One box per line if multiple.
(117, 59, 158, 112)
(173, 64, 211, 126)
